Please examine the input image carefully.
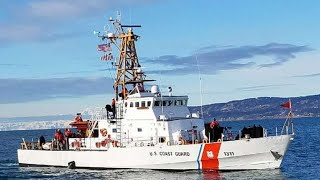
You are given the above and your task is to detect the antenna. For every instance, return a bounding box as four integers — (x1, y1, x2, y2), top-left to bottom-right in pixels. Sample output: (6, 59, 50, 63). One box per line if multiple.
(116, 10, 121, 23)
(93, 31, 100, 35)
(196, 55, 204, 119)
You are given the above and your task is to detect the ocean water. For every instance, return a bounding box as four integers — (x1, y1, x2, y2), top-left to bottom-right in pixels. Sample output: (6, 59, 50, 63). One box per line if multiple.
(0, 117, 319, 179)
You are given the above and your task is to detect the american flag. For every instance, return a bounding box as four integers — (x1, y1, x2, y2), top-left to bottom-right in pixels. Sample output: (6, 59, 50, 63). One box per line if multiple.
(97, 43, 111, 52)
(101, 53, 113, 61)
(107, 53, 113, 60)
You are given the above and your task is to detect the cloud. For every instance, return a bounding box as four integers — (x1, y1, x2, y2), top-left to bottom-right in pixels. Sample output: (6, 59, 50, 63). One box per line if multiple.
(0, 63, 29, 67)
(292, 72, 320, 78)
(0, 77, 114, 104)
(26, 0, 113, 20)
(236, 84, 295, 91)
(0, 0, 156, 43)
(144, 43, 312, 75)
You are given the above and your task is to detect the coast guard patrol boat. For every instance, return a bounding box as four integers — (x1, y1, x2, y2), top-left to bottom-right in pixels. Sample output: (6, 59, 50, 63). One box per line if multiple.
(17, 14, 294, 170)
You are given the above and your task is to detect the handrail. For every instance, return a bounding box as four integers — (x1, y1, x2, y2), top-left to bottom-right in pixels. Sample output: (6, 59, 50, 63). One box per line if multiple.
(281, 111, 294, 135)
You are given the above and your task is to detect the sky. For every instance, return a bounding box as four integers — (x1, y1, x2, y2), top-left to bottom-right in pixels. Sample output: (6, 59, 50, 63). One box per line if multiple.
(0, 0, 320, 118)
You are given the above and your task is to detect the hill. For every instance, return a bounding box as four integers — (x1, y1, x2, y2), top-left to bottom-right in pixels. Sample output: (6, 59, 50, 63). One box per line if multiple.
(189, 94, 320, 122)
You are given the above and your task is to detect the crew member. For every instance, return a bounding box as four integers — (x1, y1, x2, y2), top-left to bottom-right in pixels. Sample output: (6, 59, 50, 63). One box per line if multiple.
(111, 98, 116, 118)
(39, 135, 45, 150)
(65, 128, 71, 138)
(65, 128, 73, 150)
(54, 129, 59, 140)
(210, 118, 220, 142)
(137, 84, 145, 92)
(54, 129, 64, 150)
(210, 118, 220, 128)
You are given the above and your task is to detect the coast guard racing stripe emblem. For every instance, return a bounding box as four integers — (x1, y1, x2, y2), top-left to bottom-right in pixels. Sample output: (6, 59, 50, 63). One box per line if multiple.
(200, 143, 221, 170)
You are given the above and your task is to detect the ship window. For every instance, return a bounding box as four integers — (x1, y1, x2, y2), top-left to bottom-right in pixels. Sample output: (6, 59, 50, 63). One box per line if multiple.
(162, 101, 167, 106)
(147, 101, 151, 107)
(112, 128, 117, 133)
(141, 101, 146, 107)
(124, 102, 128, 107)
(135, 102, 140, 107)
(138, 128, 142, 132)
(159, 137, 166, 143)
(155, 101, 160, 106)
(130, 102, 133, 107)
(182, 100, 187, 106)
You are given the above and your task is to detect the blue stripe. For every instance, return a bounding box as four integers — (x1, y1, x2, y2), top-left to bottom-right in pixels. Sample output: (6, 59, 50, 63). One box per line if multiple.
(197, 144, 203, 170)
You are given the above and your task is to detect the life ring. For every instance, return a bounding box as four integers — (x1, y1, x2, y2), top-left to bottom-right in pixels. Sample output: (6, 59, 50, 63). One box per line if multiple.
(202, 139, 208, 144)
(217, 139, 222, 142)
(76, 141, 81, 149)
(73, 140, 81, 150)
(100, 129, 108, 137)
(101, 140, 106, 147)
(96, 142, 101, 148)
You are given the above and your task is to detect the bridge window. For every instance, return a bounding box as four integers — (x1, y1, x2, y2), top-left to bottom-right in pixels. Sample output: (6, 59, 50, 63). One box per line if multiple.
(147, 101, 151, 107)
(162, 101, 167, 106)
(138, 128, 142, 132)
(182, 100, 187, 106)
(168, 100, 173, 106)
(135, 102, 140, 107)
(141, 101, 146, 107)
(112, 128, 117, 133)
(155, 101, 160, 106)
(130, 102, 133, 107)
(124, 102, 128, 107)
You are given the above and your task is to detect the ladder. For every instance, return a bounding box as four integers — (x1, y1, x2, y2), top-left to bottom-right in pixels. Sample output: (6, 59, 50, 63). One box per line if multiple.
(115, 103, 124, 145)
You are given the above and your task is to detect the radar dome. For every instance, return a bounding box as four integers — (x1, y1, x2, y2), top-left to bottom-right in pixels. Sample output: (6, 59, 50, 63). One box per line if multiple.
(151, 85, 160, 94)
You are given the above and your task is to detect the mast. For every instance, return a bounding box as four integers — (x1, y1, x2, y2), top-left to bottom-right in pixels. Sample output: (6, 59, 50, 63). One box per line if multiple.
(95, 13, 154, 101)
(115, 26, 142, 100)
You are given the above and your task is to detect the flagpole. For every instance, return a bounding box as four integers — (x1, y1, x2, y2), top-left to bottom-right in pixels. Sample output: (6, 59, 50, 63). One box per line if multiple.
(281, 98, 292, 135)
(289, 98, 294, 135)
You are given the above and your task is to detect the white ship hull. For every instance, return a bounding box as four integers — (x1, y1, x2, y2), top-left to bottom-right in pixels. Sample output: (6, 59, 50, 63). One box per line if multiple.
(18, 135, 292, 170)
